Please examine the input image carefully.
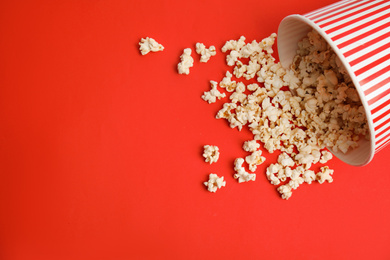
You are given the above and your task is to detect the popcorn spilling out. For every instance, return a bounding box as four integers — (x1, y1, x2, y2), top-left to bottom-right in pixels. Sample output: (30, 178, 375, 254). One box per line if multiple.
(204, 173, 226, 192)
(196, 43, 217, 63)
(201, 30, 369, 199)
(203, 145, 220, 164)
(139, 37, 164, 55)
(178, 48, 194, 75)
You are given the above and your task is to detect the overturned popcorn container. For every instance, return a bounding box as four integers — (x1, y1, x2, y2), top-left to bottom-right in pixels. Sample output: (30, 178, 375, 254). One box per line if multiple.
(278, 0, 390, 166)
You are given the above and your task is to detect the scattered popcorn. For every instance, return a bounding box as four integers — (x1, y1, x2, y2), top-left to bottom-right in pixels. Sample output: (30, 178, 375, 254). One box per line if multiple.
(199, 30, 367, 199)
(139, 37, 164, 55)
(203, 145, 220, 164)
(317, 166, 334, 184)
(204, 173, 226, 192)
(196, 43, 216, 63)
(177, 48, 194, 75)
(202, 81, 226, 104)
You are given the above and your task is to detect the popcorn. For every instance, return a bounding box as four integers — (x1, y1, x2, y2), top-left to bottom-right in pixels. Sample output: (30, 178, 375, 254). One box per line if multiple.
(200, 31, 366, 199)
(139, 37, 164, 55)
(302, 170, 316, 184)
(222, 36, 246, 53)
(277, 184, 293, 200)
(288, 166, 304, 189)
(177, 48, 194, 75)
(220, 71, 237, 92)
(204, 173, 226, 192)
(320, 150, 333, 164)
(277, 152, 295, 167)
(233, 158, 256, 183)
(266, 164, 282, 185)
(202, 81, 226, 104)
(260, 33, 277, 54)
(226, 50, 241, 66)
(316, 166, 334, 184)
(203, 145, 220, 164)
(196, 43, 216, 63)
(243, 140, 260, 152)
(245, 150, 266, 172)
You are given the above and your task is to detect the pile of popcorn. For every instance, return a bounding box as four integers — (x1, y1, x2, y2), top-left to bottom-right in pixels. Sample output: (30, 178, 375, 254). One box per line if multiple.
(200, 30, 369, 199)
(139, 31, 369, 199)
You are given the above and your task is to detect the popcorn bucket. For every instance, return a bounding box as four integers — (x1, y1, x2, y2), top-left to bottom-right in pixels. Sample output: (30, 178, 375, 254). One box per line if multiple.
(277, 0, 390, 166)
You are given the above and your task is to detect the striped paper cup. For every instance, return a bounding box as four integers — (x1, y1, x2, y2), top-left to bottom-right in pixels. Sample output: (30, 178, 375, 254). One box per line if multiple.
(277, 0, 390, 166)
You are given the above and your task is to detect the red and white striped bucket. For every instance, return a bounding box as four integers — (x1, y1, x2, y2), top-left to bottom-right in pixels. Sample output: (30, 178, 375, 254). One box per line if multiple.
(278, 0, 390, 166)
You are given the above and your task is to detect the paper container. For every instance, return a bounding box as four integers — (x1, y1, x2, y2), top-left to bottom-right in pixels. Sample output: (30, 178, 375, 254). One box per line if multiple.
(277, 0, 390, 166)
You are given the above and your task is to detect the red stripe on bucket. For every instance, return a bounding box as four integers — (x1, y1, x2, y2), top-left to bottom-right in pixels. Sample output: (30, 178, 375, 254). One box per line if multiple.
(336, 20, 390, 49)
(328, 10, 390, 40)
(373, 108, 389, 124)
(309, 0, 368, 21)
(320, 0, 390, 31)
(364, 77, 390, 96)
(367, 87, 390, 105)
(349, 40, 390, 66)
(376, 137, 390, 151)
(355, 53, 390, 76)
(306, 0, 360, 18)
(375, 120, 390, 137)
(359, 64, 390, 86)
(374, 115, 390, 131)
(313, 0, 377, 23)
(376, 130, 390, 145)
(344, 30, 390, 57)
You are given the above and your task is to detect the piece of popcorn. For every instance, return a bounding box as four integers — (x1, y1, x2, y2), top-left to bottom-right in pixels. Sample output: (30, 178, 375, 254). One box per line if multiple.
(277, 152, 295, 167)
(233, 158, 256, 183)
(243, 140, 260, 152)
(216, 102, 237, 119)
(289, 167, 304, 189)
(266, 163, 282, 185)
(196, 43, 217, 63)
(316, 166, 334, 184)
(245, 150, 266, 172)
(226, 50, 241, 66)
(177, 48, 194, 75)
(260, 33, 277, 54)
(277, 184, 293, 200)
(220, 71, 237, 92)
(222, 36, 246, 52)
(139, 37, 164, 55)
(202, 80, 226, 104)
(320, 150, 333, 164)
(233, 60, 247, 78)
(247, 83, 259, 92)
(302, 170, 316, 184)
(204, 173, 226, 192)
(203, 145, 220, 164)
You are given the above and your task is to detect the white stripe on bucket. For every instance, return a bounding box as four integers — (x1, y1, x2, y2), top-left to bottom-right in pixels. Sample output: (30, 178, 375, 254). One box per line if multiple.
(318, 0, 387, 28)
(339, 25, 390, 53)
(347, 37, 390, 64)
(310, 0, 373, 22)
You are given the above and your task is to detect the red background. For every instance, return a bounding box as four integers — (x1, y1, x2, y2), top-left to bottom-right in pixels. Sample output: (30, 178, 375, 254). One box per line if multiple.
(1, 0, 390, 259)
